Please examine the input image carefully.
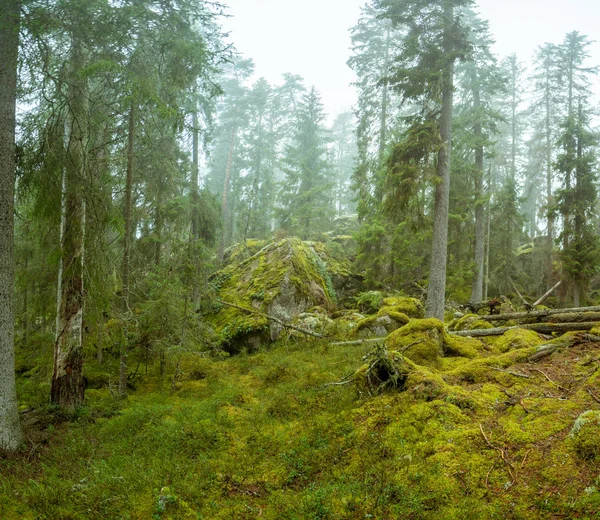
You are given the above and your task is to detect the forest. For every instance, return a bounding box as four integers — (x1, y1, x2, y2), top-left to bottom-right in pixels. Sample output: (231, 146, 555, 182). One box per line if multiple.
(2, 0, 600, 518)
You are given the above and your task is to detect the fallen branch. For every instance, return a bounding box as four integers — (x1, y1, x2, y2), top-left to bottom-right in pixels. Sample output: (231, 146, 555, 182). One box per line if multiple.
(529, 368, 565, 391)
(510, 279, 533, 310)
(533, 281, 562, 307)
(479, 423, 515, 480)
(216, 299, 324, 339)
(587, 388, 600, 404)
(490, 367, 531, 379)
(450, 322, 600, 338)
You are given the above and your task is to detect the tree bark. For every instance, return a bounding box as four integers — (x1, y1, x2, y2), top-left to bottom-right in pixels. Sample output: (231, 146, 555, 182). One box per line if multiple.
(451, 322, 599, 338)
(470, 76, 485, 304)
(426, 1, 454, 320)
(218, 127, 237, 260)
(52, 35, 87, 411)
(119, 100, 135, 398)
(0, 0, 23, 451)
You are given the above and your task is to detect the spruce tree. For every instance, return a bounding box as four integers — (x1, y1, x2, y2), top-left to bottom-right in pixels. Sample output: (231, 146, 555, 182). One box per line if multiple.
(378, 0, 474, 319)
(279, 87, 333, 238)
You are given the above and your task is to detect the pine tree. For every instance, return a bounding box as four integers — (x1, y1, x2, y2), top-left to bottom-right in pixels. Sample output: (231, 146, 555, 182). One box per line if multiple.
(0, 0, 23, 451)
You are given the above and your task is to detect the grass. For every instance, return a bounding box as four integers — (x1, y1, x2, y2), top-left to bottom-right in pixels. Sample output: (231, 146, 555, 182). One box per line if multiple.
(2, 332, 600, 519)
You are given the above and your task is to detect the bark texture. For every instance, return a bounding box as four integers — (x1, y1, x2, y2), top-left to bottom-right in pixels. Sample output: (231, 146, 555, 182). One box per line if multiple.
(0, 0, 23, 451)
(52, 36, 87, 410)
(119, 101, 135, 398)
(426, 2, 454, 320)
(470, 77, 485, 304)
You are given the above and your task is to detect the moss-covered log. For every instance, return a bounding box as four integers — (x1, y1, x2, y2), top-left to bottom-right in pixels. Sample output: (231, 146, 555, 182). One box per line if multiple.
(450, 322, 600, 338)
(478, 305, 600, 322)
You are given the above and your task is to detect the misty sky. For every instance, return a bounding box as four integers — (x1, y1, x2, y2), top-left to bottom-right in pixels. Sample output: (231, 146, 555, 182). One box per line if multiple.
(221, 0, 600, 119)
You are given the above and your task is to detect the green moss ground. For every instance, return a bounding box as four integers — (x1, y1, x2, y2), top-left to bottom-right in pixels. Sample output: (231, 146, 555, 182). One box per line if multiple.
(3, 330, 600, 519)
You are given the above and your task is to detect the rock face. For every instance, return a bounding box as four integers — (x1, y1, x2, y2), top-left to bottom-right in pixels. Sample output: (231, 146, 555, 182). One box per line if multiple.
(209, 238, 353, 352)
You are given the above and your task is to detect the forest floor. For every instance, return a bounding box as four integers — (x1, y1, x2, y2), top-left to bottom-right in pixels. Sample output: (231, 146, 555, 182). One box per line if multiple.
(2, 324, 600, 519)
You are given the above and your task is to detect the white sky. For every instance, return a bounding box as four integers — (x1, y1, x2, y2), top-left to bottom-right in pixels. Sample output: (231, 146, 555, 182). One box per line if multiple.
(220, 0, 600, 119)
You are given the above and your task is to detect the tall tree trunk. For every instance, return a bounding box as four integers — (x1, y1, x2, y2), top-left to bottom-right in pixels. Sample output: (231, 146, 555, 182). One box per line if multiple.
(218, 127, 237, 260)
(52, 36, 87, 411)
(378, 27, 391, 167)
(154, 184, 163, 267)
(190, 106, 201, 304)
(470, 78, 485, 304)
(545, 67, 554, 289)
(0, 0, 23, 452)
(120, 101, 135, 398)
(426, 2, 454, 320)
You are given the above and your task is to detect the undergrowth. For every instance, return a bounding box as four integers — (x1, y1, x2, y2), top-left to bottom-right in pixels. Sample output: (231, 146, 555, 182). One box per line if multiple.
(2, 332, 600, 519)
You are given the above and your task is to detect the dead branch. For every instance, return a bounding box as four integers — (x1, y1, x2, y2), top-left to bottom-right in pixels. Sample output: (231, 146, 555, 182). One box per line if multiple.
(490, 367, 531, 379)
(533, 281, 562, 307)
(510, 279, 533, 310)
(587, 388, 600, 404)
(529, 368, 565, 391)
(216, 299, 324, 339)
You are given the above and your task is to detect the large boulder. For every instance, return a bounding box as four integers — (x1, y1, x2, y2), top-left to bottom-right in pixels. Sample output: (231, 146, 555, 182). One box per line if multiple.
(209, 238, 347, 352)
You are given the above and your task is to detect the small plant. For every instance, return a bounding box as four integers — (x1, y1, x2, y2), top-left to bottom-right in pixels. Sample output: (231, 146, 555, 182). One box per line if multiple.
(355, 291, 384, 314)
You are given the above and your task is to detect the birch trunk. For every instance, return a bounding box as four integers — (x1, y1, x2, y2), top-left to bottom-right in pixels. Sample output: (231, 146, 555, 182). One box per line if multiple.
(52, 35, 87, 410)
(0, 0, 23, 451)
(426, 1, 454, 320)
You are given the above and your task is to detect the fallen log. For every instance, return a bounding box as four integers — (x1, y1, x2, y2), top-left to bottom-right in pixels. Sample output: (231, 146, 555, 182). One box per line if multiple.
(478, 305, 600, 322)
(330, 338, 385, 346)
(216, 299, 324, 339)
(450, 322, 600, 338)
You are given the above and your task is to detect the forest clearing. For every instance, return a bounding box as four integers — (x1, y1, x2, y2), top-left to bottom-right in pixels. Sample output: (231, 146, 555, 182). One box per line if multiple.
(2, 0, 600, 518)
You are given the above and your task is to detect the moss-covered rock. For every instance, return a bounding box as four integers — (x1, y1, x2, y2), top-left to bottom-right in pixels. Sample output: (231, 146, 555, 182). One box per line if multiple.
(222, 239, 267, 265)
(354, 310, 410, 338)
(489, 328, 544, 353)
(569, 411, 600, 460)
(382, 296, 425, 318)
(451, 313, 494, 331)
(385, 318, 481, 368)
(208, 238, 340, 351)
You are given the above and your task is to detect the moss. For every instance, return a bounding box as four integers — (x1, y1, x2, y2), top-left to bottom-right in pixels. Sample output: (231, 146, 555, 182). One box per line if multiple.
(382, 296, 425, 318)
(444, 334, 481, 359)
(444, 346, 539, 384)
(451, 314, 494, 331)
(208, 238, 340, 348)
(386, 319, 446, 368)
(569, 411, 600, 460)
(385, 319, 481, 368)
(489, 328, 544, 353)
(353, 310, 410, 337)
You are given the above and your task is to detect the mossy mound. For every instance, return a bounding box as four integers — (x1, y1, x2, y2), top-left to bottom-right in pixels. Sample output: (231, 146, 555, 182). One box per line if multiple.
(354, 310, 410, 338)
(385, 319, 482, 368)
(489, 328, 544, 353)
(569, 411, 600, 461)
(382, 296, 425, 318)
(451, 313, 494, 331)
(208, 238, 339, 351)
